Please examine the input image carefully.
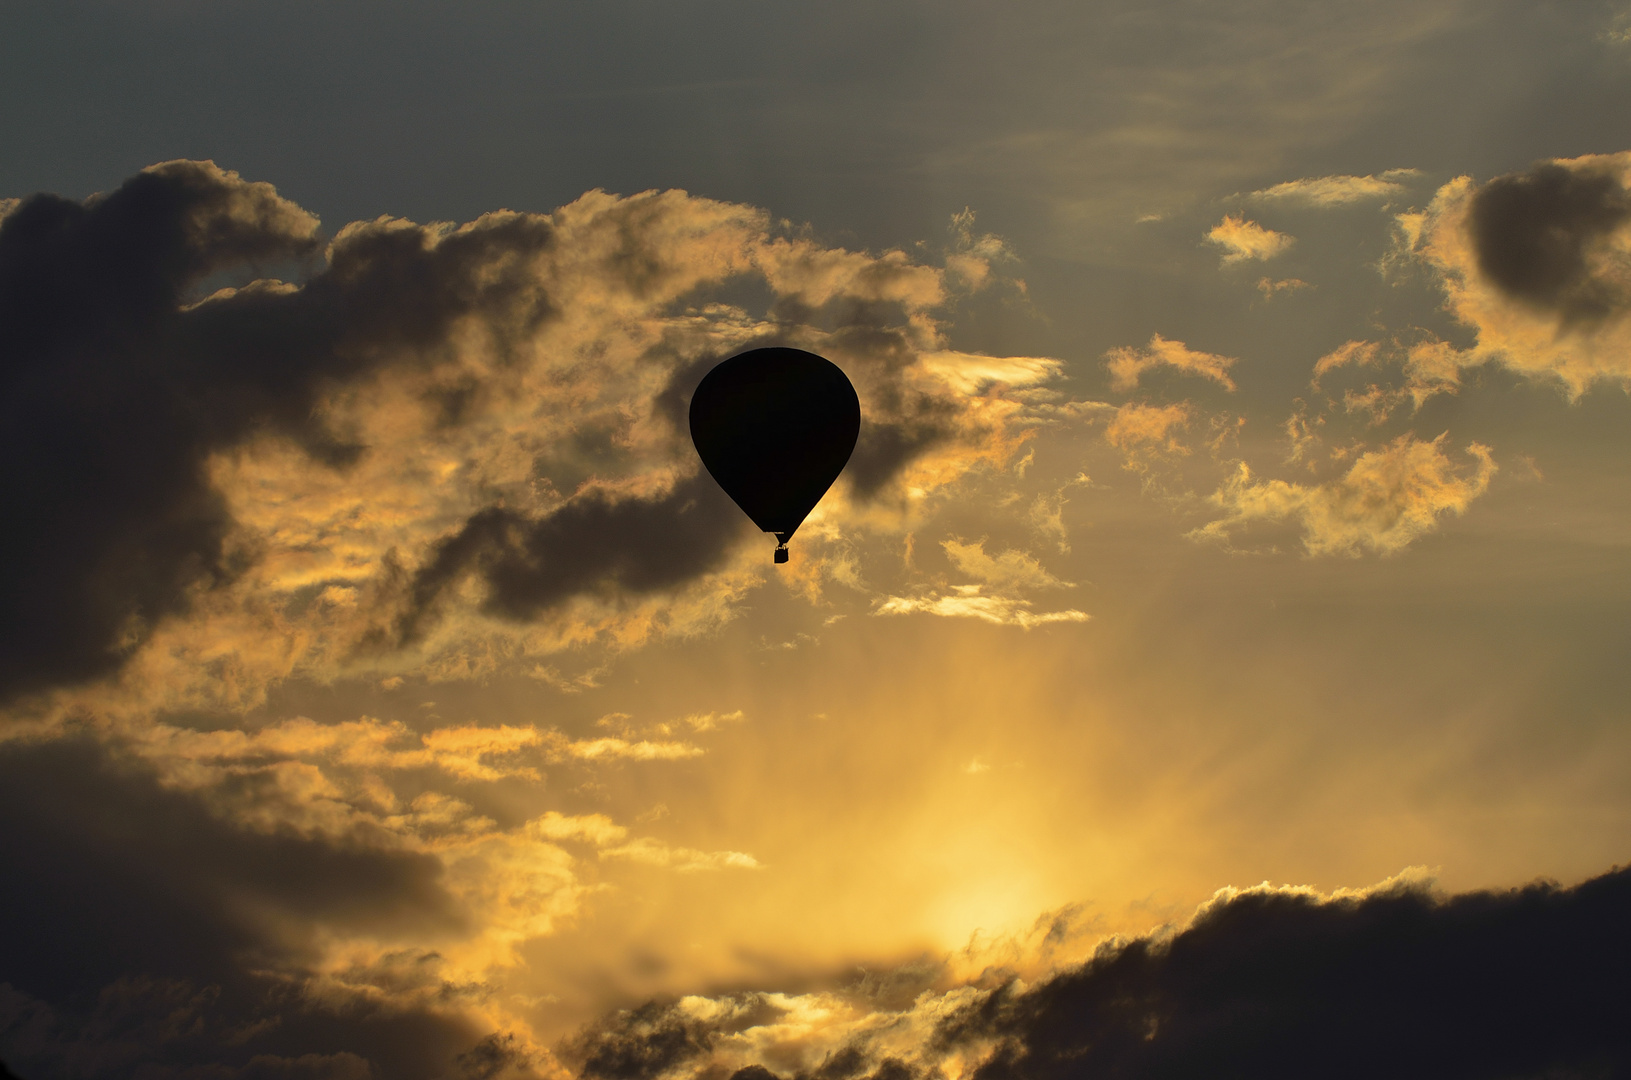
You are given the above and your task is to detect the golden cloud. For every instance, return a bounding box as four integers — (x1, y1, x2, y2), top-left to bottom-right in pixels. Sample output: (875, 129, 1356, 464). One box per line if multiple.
(1105, 402, 1194, 453)
(941, 539, 1072, 591)
(1192, 434, 1496, 556)
(873, 587, 1089, 629)
(1310, 340, 1382, 387)
(1206, 214, 1295, 263)
(1250, 169, 1418, 206)
(5, 174, 1067, 730)
(1105, 335, 1238, 393)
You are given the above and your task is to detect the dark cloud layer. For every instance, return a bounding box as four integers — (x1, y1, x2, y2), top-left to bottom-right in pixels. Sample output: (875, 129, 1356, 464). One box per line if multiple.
(947, 868, 1631, 1080)
(396, 472, 747, 642)
(0, 161, 555, 706)
(0, 737, 497, 1079)
(568, 1000, 723, 1080)
(1468, 161, 1631, 325)
(565, 866, 1631, 1080)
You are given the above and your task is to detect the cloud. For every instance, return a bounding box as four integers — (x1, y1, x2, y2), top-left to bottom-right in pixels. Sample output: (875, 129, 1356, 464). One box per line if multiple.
(871, 538, 1082, 628)
(600, 839, 761, 872)
(680, 710, 744, 733)
(936, 866, 1631, 1080)
(1104, 335, 1238, 392)
(0, 737, 497, 1080)
(1193, 434, 1496, 556)
(0, 696, 778, 1078)
(1310, 339, 1382, 387)
(873, 587, 1088, 629)
(545, 864, 1631, 1080)
(567, 737, 705, 762)
(1249, 169, 1418, 205)
(912, 352, 1063, 396)
(1469, 159, 1631, 323)
(1255, 276, 1310, 299)
(0, 162, 1067, 718)
(565, 999, 731, 1080)
(0, 161, 325, 705)
(1205, 215, 1294, 263)
(940, 540, 1070, 591)
(132, 714, 550, 789)
(391, 473, 748, 645)
(1104, 402, 1193, 454)
(1403, 153, 1631, 395)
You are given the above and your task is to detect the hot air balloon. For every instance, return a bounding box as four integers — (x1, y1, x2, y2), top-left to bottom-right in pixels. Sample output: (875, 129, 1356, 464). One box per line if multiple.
(689, 347, 861, 564)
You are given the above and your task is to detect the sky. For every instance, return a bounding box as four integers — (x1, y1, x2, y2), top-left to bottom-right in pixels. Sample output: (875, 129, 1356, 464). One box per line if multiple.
(3, 1, 1631, 1077)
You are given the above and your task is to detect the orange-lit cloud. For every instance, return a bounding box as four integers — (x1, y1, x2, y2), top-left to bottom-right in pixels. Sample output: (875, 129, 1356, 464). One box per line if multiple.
(1105, 401, 1194, 454)
(1257, 276, 1311, 299)
(1193, 434, 1496, 556)
(941, 538, 1072, 591)
(1105, 335, 1238, 392)
(1250, 169, 1419, 205)
(1, 164, 1070, 732)
(1206, 214, 1295, 263)
(1311, 339, 1383, 387)
(873, 588, 1089, 628)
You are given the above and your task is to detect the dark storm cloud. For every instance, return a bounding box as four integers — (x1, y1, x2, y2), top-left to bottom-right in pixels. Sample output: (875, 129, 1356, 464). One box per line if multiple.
(566, 999, 721, 1080)
(938, 867, 1631, 1080)
(845, 421, 950, 500)
(562, 867, 1631, 1080)
(0, 161, 556, 706)
(0, 736, 500, 1079)
(395, 471, 747, 643)
(1468, 161, 1631, 325)
(565, 996, 789, 1080)
(827, 325, 957, 501)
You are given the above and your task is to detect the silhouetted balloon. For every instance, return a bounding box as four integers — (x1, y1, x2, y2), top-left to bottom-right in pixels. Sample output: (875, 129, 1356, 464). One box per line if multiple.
(689, 347, 861, 564)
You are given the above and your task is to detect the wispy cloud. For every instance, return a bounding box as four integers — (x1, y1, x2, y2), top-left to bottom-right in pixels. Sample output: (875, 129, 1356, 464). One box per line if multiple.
(1193, 434, 1496, 556)
(1250, 169, 1419, 205)
(874, 587, 1089, 628)
(941, 539, 1072, 591)
(600, 837, 761, 872)
(1106, 335, 1238, 392)
(1105, 402, 1193, 454)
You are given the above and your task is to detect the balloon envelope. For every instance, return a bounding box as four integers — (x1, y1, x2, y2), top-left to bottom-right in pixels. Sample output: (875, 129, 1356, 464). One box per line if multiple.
(689, 348, 860, 553)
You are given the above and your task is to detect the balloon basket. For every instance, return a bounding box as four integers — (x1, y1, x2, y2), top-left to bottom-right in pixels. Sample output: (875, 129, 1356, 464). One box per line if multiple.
(774, 544, 789, 564)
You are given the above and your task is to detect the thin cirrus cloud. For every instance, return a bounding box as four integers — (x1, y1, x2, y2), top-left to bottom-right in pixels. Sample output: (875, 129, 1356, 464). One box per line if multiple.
(873, 538, 1086, 628)
(873, 588, 1090, 628)
(1206, 214, 1295, 263)
(941, 538, 1072, 591)
(1249, 168, 1420, 205)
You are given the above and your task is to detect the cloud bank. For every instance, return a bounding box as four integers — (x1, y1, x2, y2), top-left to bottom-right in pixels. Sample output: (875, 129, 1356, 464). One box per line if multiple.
(554, 865, 1631, 1080)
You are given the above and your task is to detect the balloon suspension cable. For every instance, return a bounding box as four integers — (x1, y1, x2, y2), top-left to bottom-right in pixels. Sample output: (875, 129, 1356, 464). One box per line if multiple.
(774, 532, 791, 564)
